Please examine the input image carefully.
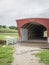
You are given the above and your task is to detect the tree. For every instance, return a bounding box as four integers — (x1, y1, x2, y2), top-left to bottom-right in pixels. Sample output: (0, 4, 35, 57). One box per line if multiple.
(9, 26, 18, 30)
(2, 25, 6, 28)
(0, 25, 2, 28)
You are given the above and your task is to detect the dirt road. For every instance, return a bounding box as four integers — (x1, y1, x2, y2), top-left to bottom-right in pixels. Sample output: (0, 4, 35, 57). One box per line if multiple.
(11, 43, 45, 65)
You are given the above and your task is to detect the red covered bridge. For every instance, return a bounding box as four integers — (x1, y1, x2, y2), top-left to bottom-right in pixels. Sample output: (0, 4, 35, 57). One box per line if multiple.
(16, 18, 49, 43)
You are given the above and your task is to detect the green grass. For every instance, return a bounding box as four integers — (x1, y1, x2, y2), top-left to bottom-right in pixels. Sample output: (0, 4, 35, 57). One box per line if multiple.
(0, 28, 18, 33)
(0, 46, 14, 65)
(35, 50, 49, 65)
(0, 33, 19, 40)
(0, 28, 19, 40)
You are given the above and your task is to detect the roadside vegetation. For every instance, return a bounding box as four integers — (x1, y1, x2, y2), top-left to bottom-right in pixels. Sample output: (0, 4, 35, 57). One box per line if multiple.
(0, 46, 14, 65)
(0, 33, 18, 40)
(0, 28, 18, 33)
(0, 25, 17, 65)
(0, 33, 18, 44)
(0, 25, 18, 44)
(35, 49, 49, 65)
(0, 24, 18, 37)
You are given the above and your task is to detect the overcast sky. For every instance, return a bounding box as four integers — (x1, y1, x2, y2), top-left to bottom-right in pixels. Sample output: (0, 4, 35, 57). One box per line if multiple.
(0, 0, 49, 26)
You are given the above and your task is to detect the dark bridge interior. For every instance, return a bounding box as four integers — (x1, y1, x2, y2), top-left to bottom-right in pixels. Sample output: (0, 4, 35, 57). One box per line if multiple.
(22, 22, 47, 40)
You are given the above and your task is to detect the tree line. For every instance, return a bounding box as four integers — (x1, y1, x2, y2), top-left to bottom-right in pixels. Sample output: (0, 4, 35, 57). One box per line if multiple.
(0, 25, 18, 30)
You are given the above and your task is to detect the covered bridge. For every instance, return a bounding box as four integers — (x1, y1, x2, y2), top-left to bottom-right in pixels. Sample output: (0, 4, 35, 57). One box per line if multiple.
(16, 18, 49, 43)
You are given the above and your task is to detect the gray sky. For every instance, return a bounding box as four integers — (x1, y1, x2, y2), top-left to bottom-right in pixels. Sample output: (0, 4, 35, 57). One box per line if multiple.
(0, 0, 49, 26)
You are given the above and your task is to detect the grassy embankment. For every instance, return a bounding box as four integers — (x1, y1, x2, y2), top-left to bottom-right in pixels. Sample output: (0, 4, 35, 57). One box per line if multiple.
(0, 28, 18, 40)
(0, 28, 15, 65)
(35, 50, 49, 65)
(0, 28, 18, 44)
(0, 28, 18, 33)
(0, 46, 14, 65)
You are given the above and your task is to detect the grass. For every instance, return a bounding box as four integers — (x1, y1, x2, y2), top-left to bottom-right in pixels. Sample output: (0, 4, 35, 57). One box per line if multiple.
(0, 28, 19, 40)
(0, 45, 14, 65)
(0, 32, 19, 45)
(35, 50, 49, 65)
(0, 28, 17, 65)
(0, 28, 18, 33)
(0, 33, 19, 40)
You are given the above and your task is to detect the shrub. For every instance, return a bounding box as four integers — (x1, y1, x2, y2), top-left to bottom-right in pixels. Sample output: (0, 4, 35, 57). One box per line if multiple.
(0, 40, 6, 45)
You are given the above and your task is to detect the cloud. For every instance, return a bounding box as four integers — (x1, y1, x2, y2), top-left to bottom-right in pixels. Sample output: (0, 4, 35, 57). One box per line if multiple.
(0, 0, 49, 26)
